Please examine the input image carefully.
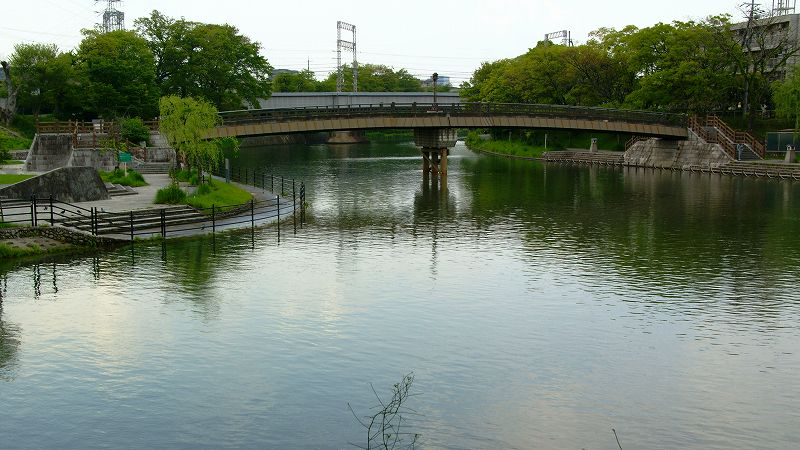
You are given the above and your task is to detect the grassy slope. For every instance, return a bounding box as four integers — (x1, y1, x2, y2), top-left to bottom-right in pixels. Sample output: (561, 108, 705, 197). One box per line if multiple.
(186, 180, 253, 210)
(0, 174, 34, 184)
(99, 169, 148, 187)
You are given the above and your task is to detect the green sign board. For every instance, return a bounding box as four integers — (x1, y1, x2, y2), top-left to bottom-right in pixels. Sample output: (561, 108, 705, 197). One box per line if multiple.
(119, 152, 133, 163)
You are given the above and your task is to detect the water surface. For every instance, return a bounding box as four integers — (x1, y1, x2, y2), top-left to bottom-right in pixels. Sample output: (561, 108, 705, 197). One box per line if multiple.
(1, 141, 799, 449)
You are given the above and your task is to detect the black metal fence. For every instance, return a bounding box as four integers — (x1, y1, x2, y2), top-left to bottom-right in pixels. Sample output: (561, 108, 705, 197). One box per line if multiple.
(0, 174, 306, 242)
(218, 102, 688, 128)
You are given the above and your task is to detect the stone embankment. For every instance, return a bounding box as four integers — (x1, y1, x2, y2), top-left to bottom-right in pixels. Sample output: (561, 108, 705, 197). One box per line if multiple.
(0, 225, 124, 248)
(542, 138, 800, 179)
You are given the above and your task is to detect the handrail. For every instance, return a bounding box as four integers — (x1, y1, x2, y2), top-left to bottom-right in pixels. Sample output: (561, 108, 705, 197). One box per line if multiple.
(217, 102, 688, 128)
(0, 171, 306, 238)
(687, 115, 767, 159)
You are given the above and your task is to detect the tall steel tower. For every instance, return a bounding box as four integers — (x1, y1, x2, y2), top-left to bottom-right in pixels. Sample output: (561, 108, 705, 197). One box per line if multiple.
(97, 0, 125, 33)
(336, 21, 358, 93)
(772, 0, 797, 16)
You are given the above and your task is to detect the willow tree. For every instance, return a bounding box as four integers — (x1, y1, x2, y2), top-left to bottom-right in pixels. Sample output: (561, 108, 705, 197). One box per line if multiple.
(159, 95, 236, 178)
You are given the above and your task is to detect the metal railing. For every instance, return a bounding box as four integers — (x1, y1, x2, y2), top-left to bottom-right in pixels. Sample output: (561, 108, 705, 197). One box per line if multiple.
(35, 120, 161, 149)
(688, 115, 765, 159)
(0, 174, 306, 241)
(218, 102, 688, 128)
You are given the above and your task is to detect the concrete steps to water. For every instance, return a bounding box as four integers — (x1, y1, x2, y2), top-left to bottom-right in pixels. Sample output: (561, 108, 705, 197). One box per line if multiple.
(543, 150, 625, 165)
(59, 205, 207, 235)
(686, 161, 800, 179)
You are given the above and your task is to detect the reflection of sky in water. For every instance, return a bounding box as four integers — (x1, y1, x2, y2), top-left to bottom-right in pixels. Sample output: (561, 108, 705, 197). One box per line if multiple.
(0, 142, 799, 449)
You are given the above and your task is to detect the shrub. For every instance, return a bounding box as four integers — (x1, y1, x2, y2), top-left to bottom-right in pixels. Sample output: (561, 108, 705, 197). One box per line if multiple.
(99, 168, 148, 187)
(120, 117, 150, 145)
(154, 183, 187, 204)
(195, 183, 212, 195)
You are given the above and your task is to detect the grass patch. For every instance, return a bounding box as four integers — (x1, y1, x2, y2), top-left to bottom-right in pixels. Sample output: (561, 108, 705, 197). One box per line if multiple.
(0, 242, 43, 258)
(0, 134, 33, 151)
(154, 183, 187, 204)
(99, 168, 148, 187)
(0, 174, 34, 184)
(0, 222, 17, 228)
(187, 179, 252, 211)
(465, 131, 550, 158)
(0, 160, 24, 165)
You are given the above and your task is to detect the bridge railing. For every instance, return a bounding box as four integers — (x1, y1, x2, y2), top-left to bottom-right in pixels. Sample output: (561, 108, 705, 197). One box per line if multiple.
(218, 102, 687, 128)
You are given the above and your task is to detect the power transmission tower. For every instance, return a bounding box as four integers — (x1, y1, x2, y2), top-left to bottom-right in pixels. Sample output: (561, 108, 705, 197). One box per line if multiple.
(772, 0, 797, 16)
(544, 30, 573, 46)
(336, 21, 358, 93)
(96, 0, 125, 33)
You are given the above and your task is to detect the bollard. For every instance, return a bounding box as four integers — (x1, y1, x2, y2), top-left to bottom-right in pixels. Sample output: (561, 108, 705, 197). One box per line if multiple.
(292, 182, 296, 234)
(160, 209, 166, 239)
(31, 195, 38, 227)
(271, 174, 274, 193)
(49, 196, 54, 226)
(276, 195, 280, 234)
(212, 204, 216, 235)
(250, 199, 255, 231)
(281, 176, 284, 195)
(130, 211, 134, 242)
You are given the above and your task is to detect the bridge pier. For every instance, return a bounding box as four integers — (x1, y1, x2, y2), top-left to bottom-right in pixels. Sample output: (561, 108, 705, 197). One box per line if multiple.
(415, 128, 456, 175)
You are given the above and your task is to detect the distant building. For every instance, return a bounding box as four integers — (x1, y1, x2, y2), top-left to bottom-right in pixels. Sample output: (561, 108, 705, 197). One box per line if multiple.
(731, 8, 800, 80)
(421, 75, 451, 88)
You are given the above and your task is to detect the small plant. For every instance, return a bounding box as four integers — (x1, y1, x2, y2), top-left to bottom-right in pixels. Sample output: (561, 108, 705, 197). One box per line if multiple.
(120, 117, 150, 145)
(154, 183, 187, 204)
(195, 183, 212, 195)
(99, 168, 148, 187)
(189, 172, 200, 186)
(348, 373, 420, 450)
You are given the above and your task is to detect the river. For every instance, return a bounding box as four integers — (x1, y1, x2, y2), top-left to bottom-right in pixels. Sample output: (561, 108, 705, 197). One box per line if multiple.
(1, 140, 799, 449)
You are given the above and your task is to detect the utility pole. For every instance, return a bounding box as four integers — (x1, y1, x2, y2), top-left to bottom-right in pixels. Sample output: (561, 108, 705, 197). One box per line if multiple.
(336, 21, 358, 93)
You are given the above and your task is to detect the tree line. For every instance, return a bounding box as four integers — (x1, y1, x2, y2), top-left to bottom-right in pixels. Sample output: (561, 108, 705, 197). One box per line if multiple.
(461, 9, 800, 129)
(0, 10, 272, 124)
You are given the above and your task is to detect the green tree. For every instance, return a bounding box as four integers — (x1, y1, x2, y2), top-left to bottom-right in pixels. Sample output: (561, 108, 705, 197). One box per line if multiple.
(135, 11, 273, 110)
(159, 95, 235, 175)
(76, 30, 159, 118)
(8, 43, 60, 116)
(272, 69, 321, 92)
(321, 64, 422, 92)
(617, 20, 739, 113)
(773, 66, 800, 137)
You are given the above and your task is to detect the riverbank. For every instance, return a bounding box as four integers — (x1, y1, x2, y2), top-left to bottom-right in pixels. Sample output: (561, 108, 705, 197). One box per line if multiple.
(464, 132, 550, 159)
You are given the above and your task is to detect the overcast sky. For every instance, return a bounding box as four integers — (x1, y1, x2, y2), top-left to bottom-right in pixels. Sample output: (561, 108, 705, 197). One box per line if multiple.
(0, 0, 766, 84)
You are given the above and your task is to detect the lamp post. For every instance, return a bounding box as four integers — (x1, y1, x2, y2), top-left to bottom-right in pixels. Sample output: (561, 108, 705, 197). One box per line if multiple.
(432, 72, 439, 110)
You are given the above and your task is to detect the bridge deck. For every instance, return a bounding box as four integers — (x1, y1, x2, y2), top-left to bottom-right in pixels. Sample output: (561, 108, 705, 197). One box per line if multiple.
(209, 103, 688, 140)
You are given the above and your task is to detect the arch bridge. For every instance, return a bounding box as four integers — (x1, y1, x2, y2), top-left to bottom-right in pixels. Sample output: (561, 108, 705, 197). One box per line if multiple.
(210, 103, 688, 174)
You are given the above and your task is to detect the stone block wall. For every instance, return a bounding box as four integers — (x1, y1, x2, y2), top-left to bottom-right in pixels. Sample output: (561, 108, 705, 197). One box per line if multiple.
(0, 167, 109, 202)
(69, 149, 117, 171)
(0, 226, 123, 248)
(625, 139, 732, 169)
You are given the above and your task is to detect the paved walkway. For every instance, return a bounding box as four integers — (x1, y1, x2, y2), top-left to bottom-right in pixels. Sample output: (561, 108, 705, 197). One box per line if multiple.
(77, 174, 280, 212)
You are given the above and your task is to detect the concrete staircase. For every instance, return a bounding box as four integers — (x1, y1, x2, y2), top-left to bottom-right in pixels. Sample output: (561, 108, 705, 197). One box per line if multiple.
(105, 183, 138, 197)
(133, 161, 174, 174)
(543, 150, 625, 165)
(686, 161, 800, 179)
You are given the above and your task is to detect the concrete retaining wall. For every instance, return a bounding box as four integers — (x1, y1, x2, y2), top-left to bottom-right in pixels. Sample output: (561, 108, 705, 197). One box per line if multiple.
(0, 167, 109, 202)
(0, 226, 123, 247)
(624, 139, 732, 169)
(69, 149, 117, 171)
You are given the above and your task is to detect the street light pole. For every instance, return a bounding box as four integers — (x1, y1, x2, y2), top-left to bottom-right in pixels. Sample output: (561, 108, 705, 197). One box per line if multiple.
(432, 72, 439, 110)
